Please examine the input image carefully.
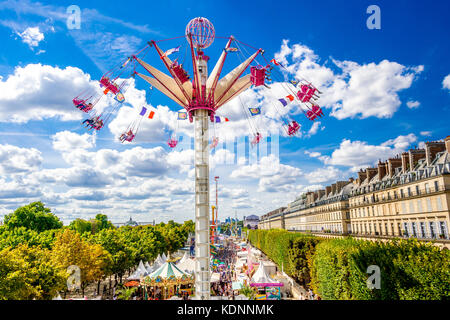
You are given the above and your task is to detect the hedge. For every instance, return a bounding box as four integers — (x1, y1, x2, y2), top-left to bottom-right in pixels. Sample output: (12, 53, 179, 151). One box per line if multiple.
(248, 229, 450, 300)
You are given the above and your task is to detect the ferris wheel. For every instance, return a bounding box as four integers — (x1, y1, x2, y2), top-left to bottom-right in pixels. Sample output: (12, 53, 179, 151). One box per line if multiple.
(71, 17, 325, 300)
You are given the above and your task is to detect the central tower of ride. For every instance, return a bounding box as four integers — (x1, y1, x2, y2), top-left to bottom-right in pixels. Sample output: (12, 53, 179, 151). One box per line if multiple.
(133, 17, 262, 299)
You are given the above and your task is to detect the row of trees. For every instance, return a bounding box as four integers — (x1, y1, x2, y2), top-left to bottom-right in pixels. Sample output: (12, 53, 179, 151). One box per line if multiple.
(248, 229, 450, 300)
(0, 202, 194, 300)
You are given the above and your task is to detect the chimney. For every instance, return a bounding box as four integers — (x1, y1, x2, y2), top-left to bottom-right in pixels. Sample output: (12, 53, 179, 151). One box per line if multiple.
(387, 157, 402, 177)
(408, 148, 426, 170)
(336, 181, 348, 193)
(377, 161, 388, 180)
(348, 177, 355, 184)
(445, 136, 450, 153)
(306, 191, 314, 205)
(425, 141, 445, 166)
(357, 170, 367, 185)
(325, 186, 332, 197)
(331, 183, 337, 195)
(317, 190, 325, 199)
(366, 168, 378, 182)
(401, 152, 410, 173)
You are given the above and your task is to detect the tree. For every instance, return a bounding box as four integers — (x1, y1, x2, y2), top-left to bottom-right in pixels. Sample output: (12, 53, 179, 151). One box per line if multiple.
(4, 202, 62, 232)
(51, 229, 111, 296)
(91, 214, 114, 234)
(69, 219, 92, 235)
(0, 244, 66, 300)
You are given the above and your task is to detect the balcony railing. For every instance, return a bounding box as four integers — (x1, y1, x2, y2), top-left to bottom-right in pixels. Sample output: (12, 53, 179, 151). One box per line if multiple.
(290, 229, 450, 241)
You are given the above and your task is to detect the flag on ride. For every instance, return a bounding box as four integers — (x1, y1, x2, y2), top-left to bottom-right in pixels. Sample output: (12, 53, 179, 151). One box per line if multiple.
(115, 93, 125, 103)
(215, 116, 221, 123)
(278, 98, 288, 106)
(162, 45, 180, 57)
(178, 111, 188, 120)
(271, 59, 282, 67)
(286, 95, 295, 102)
(103, 88, 110, 95)
(226, 47, 239, 52)
(249, 107, 261, 116)
(120, 57, 131, 69)
(290, 80, 299, 86)
(139, 107, 147, 116)
(148, 111, 155, 119)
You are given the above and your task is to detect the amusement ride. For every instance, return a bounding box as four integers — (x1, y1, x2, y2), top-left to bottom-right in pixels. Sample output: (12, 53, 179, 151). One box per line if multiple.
(71, 17, 325, 300)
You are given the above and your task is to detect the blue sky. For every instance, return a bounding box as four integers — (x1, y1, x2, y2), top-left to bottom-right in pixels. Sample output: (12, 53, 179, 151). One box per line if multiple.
(0, 0, 449, 224)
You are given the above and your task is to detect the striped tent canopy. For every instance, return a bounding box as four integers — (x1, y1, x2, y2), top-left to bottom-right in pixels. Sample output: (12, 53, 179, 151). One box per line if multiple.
(143, 261, 193, 286)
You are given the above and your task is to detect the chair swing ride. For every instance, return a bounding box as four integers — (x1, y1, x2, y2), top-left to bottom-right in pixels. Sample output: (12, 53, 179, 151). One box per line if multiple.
(71, 17, 325, 299)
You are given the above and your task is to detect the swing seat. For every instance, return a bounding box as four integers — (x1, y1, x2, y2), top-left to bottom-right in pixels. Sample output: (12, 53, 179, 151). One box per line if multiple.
(297, 85, 317, 103)
(312, 105, 324, 117)
(210, 137, 219, 149)
(167, 139, 178, 148)
(250, 66, 266, 87)
(100, 76, 120, 95)
(306, 110, 317, 121)
(125, 134, 135, 142)
(172, 64, 190, 84)
(251, 134, 262, 146)
(73, 99, 93, 113)
(288, 121, 300, 136)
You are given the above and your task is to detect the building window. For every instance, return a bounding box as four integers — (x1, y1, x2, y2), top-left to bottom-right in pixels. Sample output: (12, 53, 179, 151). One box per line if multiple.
(425, 183, 430, 193)
(411, 222, 417, 237)
(403, 222, 409, 237)
(439, 221, 448, 239)
(400, 189, 404, 198)
(398, 223, 402, 236)
(391, 223, 394, 236)
(434, 181, 439, 192)
(426, 198, 432, 212)
(429, 221, 436, 239)
(407, 187, 411, 197)
(379, 223, 383, 235)
(420, 222, 426, 239)
(417, 200, 422, 213)
(436, 197, 443, 211)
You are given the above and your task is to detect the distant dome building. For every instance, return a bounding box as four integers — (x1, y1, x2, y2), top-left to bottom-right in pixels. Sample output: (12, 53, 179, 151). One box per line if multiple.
(244, 215, 260, 229)
(125, 217, 139, 227)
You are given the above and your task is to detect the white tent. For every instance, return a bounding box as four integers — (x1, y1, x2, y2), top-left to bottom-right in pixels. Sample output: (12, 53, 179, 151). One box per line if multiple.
(177, 257, 196, 274)
(155, 254, 165, 266)
(161, 252, 167, 263)
(251, 261, 276, 284)
(177, 252, 189, 266)
(128, 260, 148, 280)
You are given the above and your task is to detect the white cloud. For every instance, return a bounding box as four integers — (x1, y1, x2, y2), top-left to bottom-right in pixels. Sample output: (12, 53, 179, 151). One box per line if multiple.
(0, 64, 99, 123)
(406, 100, 420, 109)
(315, 134, 417, 171)
(420, 131, 432, 137)
(0, 144, 42, 175)
(52, 131, 96, 152)
(17, 26, 44, 48)
(305, 167, 342, 184)
(443, 74, 450, 90)
(275, 40, 423, 120)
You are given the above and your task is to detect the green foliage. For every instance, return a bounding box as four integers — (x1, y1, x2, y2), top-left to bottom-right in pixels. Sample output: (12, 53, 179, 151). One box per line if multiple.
(0, 226, 59, 250)
(4, 202, 62, 232)
(0, 244, 67, 300)
(117, 286, 137, 300)
(69, 219, 92, 235)
(249, 230, 450, 300)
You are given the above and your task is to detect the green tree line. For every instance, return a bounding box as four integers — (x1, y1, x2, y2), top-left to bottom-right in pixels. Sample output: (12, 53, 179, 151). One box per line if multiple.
(0, 202, 194, 300)
(248, 229, 450, 300)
